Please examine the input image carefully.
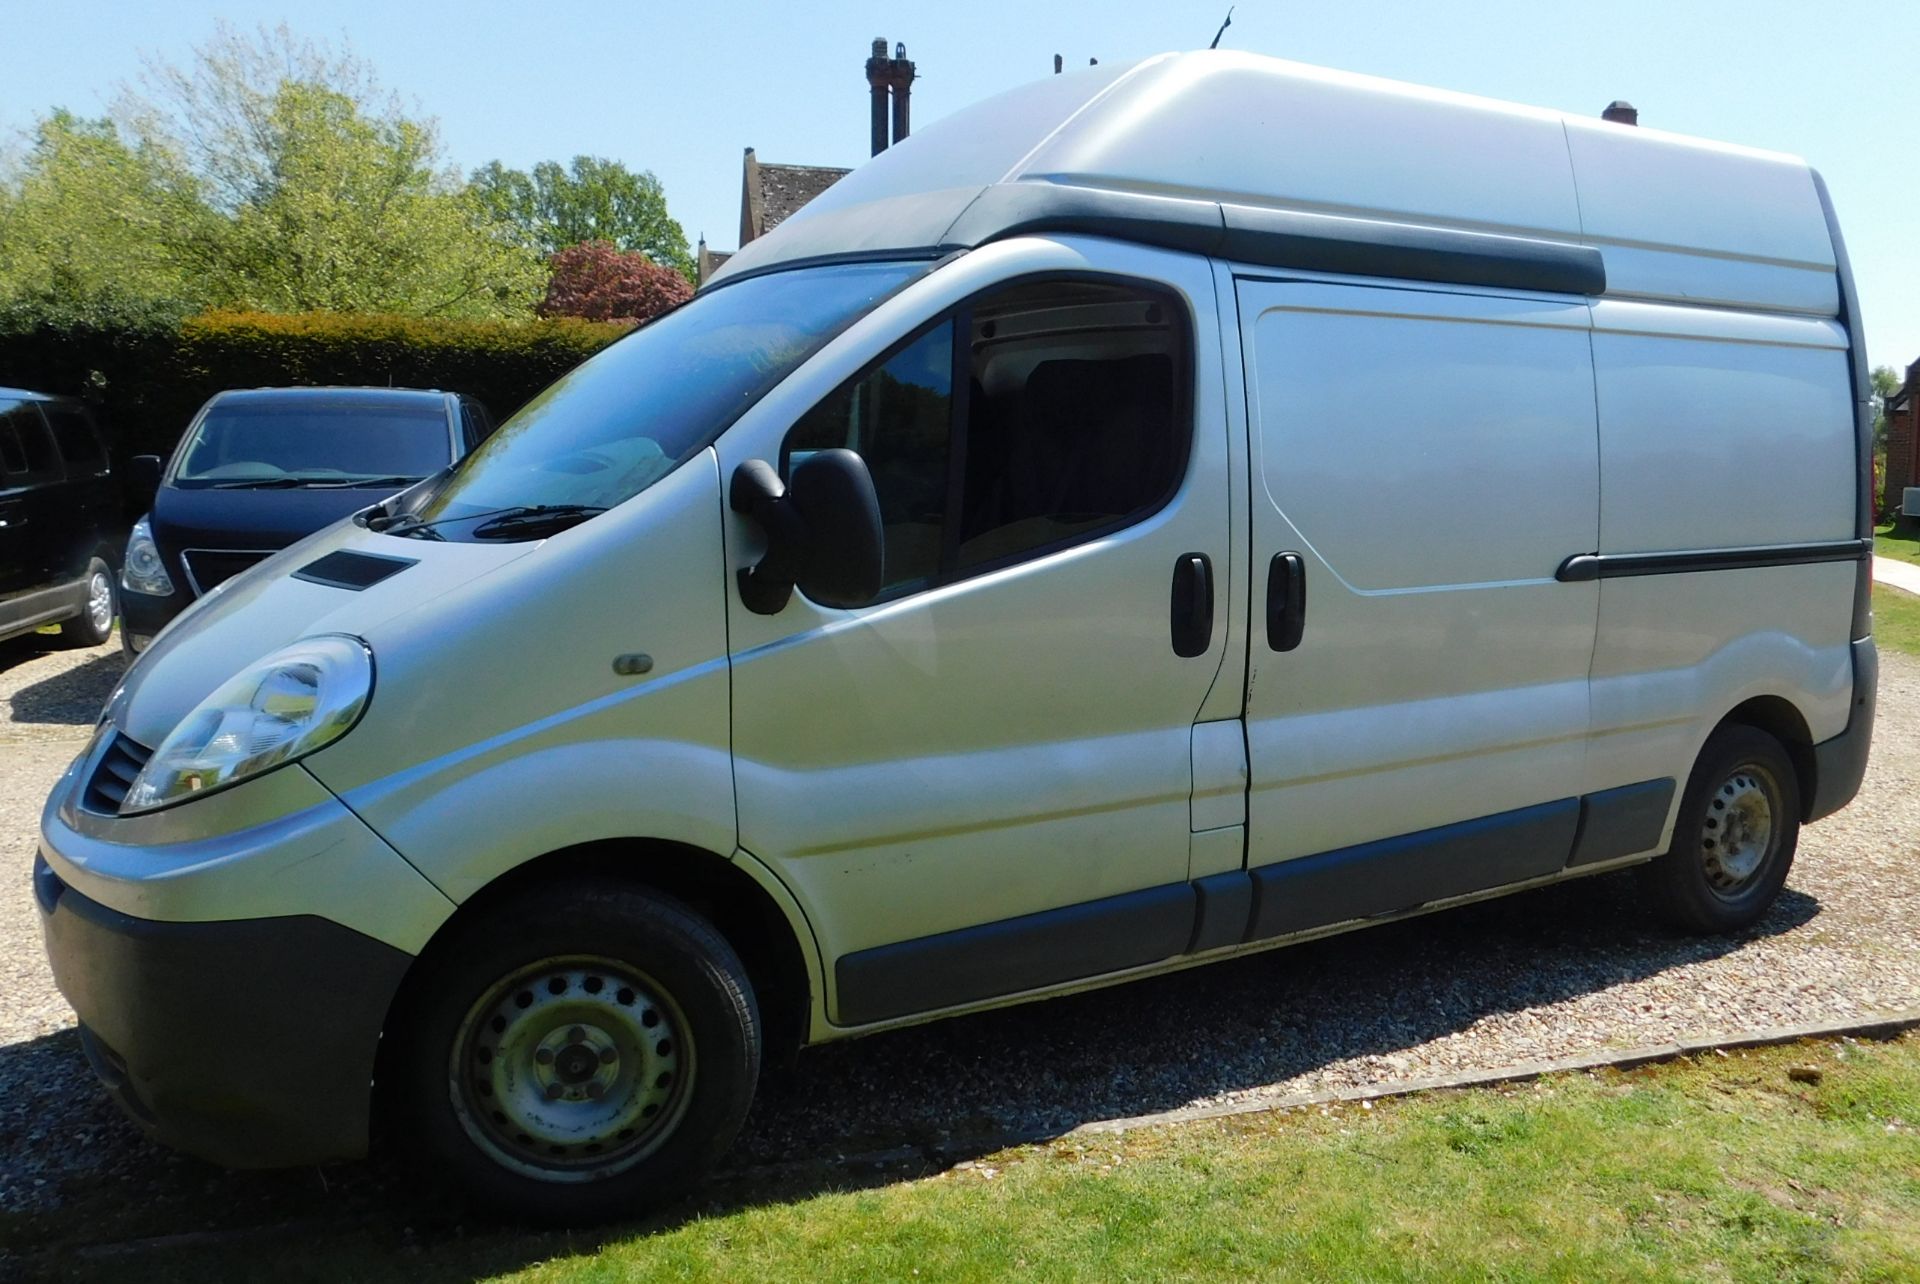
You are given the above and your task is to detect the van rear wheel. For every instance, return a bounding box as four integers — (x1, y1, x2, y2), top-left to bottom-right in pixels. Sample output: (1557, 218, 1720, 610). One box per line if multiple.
(388, 882, 761, 1223)
(1638, 725, 1800, 934)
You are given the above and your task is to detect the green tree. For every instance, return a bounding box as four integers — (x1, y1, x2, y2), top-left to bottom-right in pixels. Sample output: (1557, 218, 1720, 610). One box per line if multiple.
(111, 23, 543, 318)
(202, 83, 542, 317)
(0, 110, 212, 322)
(472, 156, 694, 279)
(1873, 364, 1901, 449)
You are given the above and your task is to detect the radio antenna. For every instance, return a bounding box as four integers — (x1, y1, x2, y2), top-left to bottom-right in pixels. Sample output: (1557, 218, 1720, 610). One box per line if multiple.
(1209, 5, 1234, 49)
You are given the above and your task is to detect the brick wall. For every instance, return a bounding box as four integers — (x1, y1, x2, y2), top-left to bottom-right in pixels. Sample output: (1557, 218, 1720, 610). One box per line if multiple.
(1885, 359, 1920, 519)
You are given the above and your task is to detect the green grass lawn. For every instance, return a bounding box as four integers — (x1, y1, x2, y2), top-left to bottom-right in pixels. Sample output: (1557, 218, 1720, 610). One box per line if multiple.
(1875, 584, 1920, 658)
(1875, 523, 1920, 566)
(17, 1033, 1920, 1283)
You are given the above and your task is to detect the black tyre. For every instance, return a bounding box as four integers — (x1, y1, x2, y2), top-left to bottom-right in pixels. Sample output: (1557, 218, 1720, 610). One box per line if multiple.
(387, 882, 761, 1224)
(1637, 724, 1800, 934)
(57, 558, 115, 648)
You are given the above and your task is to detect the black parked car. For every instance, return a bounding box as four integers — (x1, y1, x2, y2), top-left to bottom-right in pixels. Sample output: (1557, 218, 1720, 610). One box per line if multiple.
(0, 388, 120, 648)
(120, 387, 492, 655)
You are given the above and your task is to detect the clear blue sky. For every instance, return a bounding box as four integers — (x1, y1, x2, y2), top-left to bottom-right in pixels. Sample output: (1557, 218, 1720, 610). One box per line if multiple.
(7, 0, 1916, 369)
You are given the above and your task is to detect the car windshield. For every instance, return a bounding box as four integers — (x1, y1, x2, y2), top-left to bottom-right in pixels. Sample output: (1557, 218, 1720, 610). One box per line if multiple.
(173, 399, 452, 487)
(397, 261, 925, 537)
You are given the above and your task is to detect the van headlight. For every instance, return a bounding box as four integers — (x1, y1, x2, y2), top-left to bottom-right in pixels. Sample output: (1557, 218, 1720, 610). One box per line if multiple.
(121, 636, 372, 813)
(122, 515, 175, 597)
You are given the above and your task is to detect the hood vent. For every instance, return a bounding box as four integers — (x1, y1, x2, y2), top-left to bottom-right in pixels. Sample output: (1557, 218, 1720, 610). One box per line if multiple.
(293, 550, 418, 591)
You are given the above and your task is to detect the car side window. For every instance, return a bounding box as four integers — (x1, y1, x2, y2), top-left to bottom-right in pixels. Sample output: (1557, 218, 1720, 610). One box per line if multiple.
(42, 405, 107, 475)
(779, 277, 1189, 600)
(461, 398, 495, 450)
(0, 399, 62, 484)
(785, 321, 954, 594)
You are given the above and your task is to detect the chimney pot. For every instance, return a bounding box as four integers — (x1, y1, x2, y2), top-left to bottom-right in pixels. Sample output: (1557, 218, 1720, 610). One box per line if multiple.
(1602, 100, 1638, 126)
(895, 41, 906, 59)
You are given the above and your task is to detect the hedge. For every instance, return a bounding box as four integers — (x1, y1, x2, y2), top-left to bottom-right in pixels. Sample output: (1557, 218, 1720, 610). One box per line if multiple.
(0, 309, 633, 466)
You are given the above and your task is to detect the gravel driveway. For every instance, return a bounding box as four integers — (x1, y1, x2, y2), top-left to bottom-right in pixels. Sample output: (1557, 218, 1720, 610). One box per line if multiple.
(3, 637, 1916, 1235)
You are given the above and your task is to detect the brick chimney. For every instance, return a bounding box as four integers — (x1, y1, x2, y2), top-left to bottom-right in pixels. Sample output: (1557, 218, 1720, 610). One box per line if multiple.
(888, 42, 917, 145)
(1602, 100, 1639, 126)
(866, 38, 891, 157)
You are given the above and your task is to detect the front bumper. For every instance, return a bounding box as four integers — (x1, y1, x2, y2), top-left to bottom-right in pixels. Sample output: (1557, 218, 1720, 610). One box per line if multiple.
(118, 585, 187, 655)
(36, 852, 411, 1168)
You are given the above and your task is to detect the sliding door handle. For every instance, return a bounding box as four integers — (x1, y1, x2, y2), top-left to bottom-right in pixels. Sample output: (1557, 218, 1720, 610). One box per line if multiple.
(1170, 552, 1214, 658)
(1267, 552, 1306, 651)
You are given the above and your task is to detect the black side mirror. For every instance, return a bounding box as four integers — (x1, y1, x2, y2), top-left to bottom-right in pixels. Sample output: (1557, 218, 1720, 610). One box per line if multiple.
(128, 454, 163, 496)
(730, 450, 884, 614)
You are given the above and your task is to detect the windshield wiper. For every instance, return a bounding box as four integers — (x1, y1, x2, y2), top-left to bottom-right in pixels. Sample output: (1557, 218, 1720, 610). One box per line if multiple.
(385, 503, 607, 541)
(209, 476, 314, 489)
(471, 504, 610, 539)
(306, 474, 424, 490)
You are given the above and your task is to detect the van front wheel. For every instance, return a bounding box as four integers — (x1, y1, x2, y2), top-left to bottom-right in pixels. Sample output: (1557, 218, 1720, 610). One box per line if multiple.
(1638, 725, 1800, 934)
(388, 882, 761, 1223)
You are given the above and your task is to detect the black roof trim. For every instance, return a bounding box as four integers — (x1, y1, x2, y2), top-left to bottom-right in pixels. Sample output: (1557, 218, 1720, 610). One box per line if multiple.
(945, 183, 1606, 297)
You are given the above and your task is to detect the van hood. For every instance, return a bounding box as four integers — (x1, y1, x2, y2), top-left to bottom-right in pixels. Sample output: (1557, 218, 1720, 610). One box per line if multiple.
(108, 519, 537, 750)
(153, 482, 410, 552)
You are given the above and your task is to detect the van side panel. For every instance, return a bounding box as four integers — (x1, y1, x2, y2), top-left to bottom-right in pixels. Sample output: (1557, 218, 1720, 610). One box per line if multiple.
(1239, 278, 1599, 869)
(1584, 302, 1858, 826)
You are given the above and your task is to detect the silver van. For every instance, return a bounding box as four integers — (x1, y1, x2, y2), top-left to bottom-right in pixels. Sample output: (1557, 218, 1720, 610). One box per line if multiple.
(36, 52, 1876, 1221)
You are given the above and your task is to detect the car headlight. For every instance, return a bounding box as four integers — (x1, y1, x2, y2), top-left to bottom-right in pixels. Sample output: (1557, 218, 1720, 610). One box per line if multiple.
(120, 636, 372, 813)
(122, 515, 175, 596)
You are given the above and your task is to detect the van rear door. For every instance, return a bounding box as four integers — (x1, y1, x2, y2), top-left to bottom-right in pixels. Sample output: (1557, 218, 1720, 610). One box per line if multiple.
(1236, 279, 1601, 937)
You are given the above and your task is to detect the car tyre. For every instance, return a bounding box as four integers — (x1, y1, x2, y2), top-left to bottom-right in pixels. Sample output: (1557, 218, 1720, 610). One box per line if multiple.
(57, 558, 116, 648)
(1637, 724, 1800, 934)
(387, 881, 761, 1225)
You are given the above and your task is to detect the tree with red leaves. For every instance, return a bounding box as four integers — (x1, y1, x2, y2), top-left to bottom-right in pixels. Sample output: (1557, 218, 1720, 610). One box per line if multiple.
(538, 240, 692, 324)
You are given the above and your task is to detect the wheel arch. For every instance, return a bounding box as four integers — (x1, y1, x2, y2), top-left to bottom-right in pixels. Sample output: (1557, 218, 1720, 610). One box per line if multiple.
(377, 839, 819, 1096)
(1716, 694, 1818, 820)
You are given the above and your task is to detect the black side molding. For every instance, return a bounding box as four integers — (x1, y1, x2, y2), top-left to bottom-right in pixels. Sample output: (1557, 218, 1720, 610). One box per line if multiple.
(834, 882, 1196, 1027)
(831, 777, 1692, 1027)
(1557, 539, 1871, 582)
(941, 183, 1606, 298)
(1245, 798, 1579, 941)
(1568, 779, 1676, 867)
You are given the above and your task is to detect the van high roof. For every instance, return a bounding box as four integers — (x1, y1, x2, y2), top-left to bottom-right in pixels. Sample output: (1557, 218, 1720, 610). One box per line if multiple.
(711, 51, 1844, 321)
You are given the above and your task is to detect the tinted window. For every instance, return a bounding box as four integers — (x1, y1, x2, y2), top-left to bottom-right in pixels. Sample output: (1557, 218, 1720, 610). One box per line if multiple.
(44, 404, 107, 473)
(409, 261, 924, 530)
(781, 278, 1188, 598)
(172, 399, 452, 487)
(0, 400, 61, 482)
(787, 322, 953, 593)
(0, 400, 25, 475)
(459, 398, 493, 449)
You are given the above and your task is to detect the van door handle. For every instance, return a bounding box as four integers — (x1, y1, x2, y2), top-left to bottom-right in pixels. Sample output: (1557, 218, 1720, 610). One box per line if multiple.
(1170, 553, 1213, 658)
(1267, 552, 1306, 651)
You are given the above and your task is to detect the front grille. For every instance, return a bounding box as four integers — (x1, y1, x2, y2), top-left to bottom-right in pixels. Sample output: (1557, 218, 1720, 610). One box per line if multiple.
(181, 549, 271, 596)
(83, 731, 154, 814)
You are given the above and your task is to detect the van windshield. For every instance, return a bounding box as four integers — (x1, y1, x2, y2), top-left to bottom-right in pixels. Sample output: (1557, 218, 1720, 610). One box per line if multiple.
(173, 399, 453, 488)
(395, 261, 926, 540)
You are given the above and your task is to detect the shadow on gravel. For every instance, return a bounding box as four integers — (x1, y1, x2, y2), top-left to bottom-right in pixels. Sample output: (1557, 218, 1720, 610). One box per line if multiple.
(4, 652, 124, 727)
(0, 870, 1825, 1279)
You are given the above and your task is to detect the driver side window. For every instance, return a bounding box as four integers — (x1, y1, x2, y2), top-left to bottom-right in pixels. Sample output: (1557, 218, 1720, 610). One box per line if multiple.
(782, 277, 1189, 601)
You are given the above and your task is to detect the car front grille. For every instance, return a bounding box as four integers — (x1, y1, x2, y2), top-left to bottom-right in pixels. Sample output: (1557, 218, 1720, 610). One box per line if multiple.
(83, 731, 154, 814)
(181, 549, 272, 596)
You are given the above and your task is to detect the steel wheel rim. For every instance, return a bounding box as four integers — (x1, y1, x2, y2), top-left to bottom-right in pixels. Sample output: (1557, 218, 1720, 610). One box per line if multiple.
(1701, 764, 1777, 895)
(87, 571, 113, 633)
(448, 955, 695, 1182)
